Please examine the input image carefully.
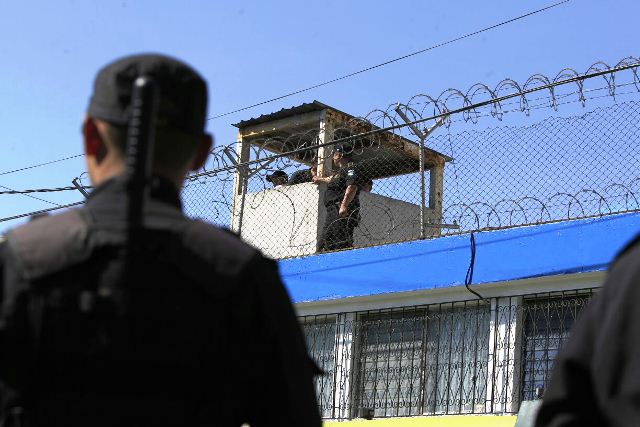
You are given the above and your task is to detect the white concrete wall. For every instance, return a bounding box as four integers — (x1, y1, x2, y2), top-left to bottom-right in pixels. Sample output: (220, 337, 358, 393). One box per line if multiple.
(233, 182, 322, 259)
(234, 184, 437, 258)
(354, 192, 436, 248)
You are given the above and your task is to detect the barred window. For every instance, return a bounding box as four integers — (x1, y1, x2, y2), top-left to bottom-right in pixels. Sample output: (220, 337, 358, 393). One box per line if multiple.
(301, 316, 338, 418)
(423, 304, 490, 414)
(521, 292, 594, 401)
(351, 303, 490, 418)
(352, 310, 425, 418)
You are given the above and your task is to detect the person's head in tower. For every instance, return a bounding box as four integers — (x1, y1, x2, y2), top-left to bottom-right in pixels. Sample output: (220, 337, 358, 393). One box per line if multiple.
(332, 144, 354, 168)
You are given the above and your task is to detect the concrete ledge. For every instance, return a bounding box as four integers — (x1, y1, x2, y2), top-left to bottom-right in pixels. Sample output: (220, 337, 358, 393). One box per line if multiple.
(280, 213, 640, 303)
(323, 415, 516, 427)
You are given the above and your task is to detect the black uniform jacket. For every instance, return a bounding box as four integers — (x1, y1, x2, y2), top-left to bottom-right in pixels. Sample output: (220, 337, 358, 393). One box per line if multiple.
(535, 236, 640, 427)
(0, 176, 321, 427)
(324, 164, 364, 209)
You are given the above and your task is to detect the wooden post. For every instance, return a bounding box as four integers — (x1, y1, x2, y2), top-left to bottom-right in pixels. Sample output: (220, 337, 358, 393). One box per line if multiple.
(231, 129, 251, 233)
(429, 159, 444, 236)
(317, 109, 334, 178)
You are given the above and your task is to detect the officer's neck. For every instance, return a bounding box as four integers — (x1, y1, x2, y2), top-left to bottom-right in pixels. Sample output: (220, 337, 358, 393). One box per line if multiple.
(88, 158, 186, 192)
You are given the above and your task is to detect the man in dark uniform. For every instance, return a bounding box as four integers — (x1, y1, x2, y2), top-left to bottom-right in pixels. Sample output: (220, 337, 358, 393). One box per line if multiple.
(288, 164, 317, 185)
(0, 54, 321, 427)
(535, 236, 640, 427)
(313, 145, 364, 251)
(266, 170, 288, 188)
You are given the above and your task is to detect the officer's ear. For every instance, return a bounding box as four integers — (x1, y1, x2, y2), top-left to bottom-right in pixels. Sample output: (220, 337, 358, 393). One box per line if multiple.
(82, 118, 108, 165)
(190, 133, 213, 171)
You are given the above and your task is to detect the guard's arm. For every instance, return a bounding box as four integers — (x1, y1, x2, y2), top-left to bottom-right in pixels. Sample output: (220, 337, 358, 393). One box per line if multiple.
(339, 185, 358, 217)
(312, 175, 332, 184)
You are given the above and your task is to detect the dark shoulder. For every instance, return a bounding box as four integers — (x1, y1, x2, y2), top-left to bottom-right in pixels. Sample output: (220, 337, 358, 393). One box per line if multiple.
(181, 219, 260, 277)
(609, 233, 640, 274)
(598, 234, 640, 307)
(6, 209, 89, 280)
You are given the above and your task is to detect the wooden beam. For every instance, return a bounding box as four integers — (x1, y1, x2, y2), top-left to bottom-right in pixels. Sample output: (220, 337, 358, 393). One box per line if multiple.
(317, 110, 334, 178)
(429, 159, 445, 236)
(231, 130, 251, 231)
(401, 142, 443, 168)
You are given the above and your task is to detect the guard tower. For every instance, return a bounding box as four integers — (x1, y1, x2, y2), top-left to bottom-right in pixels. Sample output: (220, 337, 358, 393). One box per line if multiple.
(231, 101, 452, 259)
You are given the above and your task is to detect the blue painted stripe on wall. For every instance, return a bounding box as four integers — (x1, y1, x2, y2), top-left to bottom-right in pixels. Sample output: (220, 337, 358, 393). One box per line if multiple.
(278, 213, 640, 303)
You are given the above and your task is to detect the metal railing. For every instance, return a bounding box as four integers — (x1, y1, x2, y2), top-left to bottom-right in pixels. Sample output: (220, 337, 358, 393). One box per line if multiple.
(299, 288, 596, 420)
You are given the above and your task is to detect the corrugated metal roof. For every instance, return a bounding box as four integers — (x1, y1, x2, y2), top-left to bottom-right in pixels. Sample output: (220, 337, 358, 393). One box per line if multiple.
(232, 101, 332, 128)
(232, 100, 453, 163)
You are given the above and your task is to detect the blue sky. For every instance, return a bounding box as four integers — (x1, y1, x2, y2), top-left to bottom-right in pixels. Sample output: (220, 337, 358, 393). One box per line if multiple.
(0, 0, 638, 233)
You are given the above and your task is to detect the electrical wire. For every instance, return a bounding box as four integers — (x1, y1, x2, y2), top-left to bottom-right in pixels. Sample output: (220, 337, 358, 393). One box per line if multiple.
(0, 154, 83, 177)
(0, 186, 90, 195)
(464, 233, 486, 300)
(208, 0, 570, 120)
(0, 184, 61, 207)
(0, 201, 84, 223)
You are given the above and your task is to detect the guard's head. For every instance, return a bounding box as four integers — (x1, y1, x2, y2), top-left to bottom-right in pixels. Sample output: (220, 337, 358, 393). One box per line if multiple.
(83, 53, 213, 188)
(333, 144, 354, 166)
(266, 170, 288, 187)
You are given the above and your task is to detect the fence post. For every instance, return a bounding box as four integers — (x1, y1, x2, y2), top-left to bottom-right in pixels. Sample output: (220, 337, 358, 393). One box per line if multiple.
(231, 130, 251, 236)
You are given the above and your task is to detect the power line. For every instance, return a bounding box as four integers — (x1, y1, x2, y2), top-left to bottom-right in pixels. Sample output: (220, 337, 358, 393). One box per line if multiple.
(0, 201, 84, 224)
(0, 186, 91, 195)
(0, 154, 83, 177)
(0, 184, 61, 207)
(208, 0, 570, 120)
(0, 2, 569, 181)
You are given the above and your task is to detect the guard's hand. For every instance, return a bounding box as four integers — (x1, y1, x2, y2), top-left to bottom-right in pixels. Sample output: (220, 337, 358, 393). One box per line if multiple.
(338, 205, 348, 217)
(312, 176, 322, 184)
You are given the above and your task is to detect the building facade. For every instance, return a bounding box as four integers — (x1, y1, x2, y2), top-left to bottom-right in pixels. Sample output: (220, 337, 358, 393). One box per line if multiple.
(279, 212, 638, 425)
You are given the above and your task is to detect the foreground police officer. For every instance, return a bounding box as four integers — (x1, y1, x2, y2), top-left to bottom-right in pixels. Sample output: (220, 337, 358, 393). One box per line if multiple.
(535, 237, 640, 427)
(0, 54, 321, 427)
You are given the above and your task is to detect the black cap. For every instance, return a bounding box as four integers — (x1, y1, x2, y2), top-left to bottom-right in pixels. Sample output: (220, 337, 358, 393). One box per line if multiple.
(88, 54, 208, 136)
(334, 144, 353, 156)
(266, 170, 288, 182)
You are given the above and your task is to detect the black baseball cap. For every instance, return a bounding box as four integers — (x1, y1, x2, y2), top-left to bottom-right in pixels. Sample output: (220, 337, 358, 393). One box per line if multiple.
(266, 170, 288, 182)
(87, 53, 208, 136)
(334, 144, 353, 156)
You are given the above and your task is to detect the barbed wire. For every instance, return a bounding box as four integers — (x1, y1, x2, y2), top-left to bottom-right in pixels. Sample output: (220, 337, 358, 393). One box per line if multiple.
(190, 57, 640, 180)
(1, 56, 637, 197)
(181, 94, 640, 258)
(3, 57, 640, 257)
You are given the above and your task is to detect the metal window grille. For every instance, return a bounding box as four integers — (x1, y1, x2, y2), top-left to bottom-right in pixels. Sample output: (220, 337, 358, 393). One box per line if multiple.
(301, 316, 338, 418)
(300, 288, 597, 420)
(520, 290, 595, 401)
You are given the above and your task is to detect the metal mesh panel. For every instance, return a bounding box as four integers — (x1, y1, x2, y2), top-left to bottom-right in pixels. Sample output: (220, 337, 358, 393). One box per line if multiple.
(520, 291, 594, 401)
(299, 288, 597, 420)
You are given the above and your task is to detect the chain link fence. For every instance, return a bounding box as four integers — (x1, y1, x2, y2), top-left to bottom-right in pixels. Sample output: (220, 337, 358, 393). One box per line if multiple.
(2, 58, 638, 255)
(182, 58, 640, 259)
